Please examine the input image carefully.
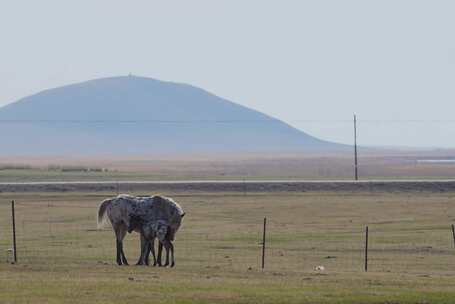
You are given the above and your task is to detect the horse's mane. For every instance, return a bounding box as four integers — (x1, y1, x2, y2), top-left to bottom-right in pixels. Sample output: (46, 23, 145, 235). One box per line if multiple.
(117, 194, 136, 200)
(156, 195, 185, 217)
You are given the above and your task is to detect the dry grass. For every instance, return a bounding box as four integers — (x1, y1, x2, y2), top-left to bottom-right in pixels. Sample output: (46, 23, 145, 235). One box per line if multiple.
(1, 190, 455, 303)
(2, 151, 455, 182)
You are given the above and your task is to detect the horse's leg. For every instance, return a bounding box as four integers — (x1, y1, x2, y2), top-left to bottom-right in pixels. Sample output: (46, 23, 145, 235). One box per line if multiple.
(144, 240, 151, 266)
(113, 223, 124, 265)
(163, 241, 170, 267)
(139, 238, 150, 266)
(116, 240, 122, 265)
(170, 242, 175, 268)
(142, 238, 154, 266)
(121, 249, 128, 265)
(149, 238, 157, 266)
(136, 234, 148, 265)
(117, 225, 129, 265)
(157, 242, 163, 266)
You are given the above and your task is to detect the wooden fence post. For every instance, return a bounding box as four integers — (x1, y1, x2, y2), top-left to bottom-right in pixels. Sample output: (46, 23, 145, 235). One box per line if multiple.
(364, 226, 368, 272)
(451, 224, 455, 248)
(262, 217, 267, 270)
(11, 200, 17, 263)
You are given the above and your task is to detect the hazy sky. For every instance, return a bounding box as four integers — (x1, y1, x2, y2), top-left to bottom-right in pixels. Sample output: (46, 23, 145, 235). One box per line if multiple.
(1, 1, 454, 147)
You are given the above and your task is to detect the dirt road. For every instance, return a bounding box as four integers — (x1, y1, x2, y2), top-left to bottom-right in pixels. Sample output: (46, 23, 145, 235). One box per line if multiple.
(1, 179, 455, 192)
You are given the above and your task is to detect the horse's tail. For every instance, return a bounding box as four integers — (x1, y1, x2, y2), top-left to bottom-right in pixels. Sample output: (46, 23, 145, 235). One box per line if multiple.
(97, 198, 112, 229)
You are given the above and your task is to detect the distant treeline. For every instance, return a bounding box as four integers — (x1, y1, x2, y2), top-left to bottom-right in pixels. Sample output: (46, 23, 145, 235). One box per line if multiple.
(0, 164, 109, 172)
(47, 165, 108, 172)
(0, 164, 32, 170)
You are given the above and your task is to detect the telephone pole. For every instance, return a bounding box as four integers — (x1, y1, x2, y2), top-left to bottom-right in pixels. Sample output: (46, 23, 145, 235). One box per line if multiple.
(354, 114, 358, 180)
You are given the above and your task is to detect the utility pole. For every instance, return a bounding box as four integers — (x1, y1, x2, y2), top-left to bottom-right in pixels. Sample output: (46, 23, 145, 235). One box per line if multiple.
(354, 114, 358, 181)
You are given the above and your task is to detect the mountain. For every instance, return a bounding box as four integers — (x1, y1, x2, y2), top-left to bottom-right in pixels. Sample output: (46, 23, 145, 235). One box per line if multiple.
(0, 76, 343, 155)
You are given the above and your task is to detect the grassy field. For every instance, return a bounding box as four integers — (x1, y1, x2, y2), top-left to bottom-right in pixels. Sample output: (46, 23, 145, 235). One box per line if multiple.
(1, 190, 455, 303)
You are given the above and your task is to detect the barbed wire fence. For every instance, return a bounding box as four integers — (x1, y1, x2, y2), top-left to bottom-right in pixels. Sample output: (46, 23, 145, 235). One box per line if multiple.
(2, 199, 455, 275)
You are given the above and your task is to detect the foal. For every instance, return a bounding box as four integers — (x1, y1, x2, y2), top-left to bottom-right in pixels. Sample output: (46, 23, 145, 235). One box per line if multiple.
(128, 215, 175, 267)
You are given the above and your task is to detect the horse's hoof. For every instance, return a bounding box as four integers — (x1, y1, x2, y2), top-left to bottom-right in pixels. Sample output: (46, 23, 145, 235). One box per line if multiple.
(170, 263, 175, 268)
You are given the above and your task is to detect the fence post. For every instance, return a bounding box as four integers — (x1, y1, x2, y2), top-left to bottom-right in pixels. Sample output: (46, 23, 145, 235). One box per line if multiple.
(11, 200, 17, 264)
(262, 217, 267, 270)
(451, 224, 455, 248)
(364, 226, 368, 272)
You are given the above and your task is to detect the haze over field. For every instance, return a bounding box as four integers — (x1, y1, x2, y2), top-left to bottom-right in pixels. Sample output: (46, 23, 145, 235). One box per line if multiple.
(3, 3, 455, 304)
(1, 1, 455, 148)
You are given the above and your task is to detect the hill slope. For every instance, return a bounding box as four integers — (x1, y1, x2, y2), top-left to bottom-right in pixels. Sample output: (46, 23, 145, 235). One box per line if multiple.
(0, 76, 342, 154)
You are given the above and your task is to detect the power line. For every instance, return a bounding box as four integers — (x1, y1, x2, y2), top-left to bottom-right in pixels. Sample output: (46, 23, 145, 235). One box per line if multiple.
(0, 119, 281, 123)
(1, 119, 455, 124)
